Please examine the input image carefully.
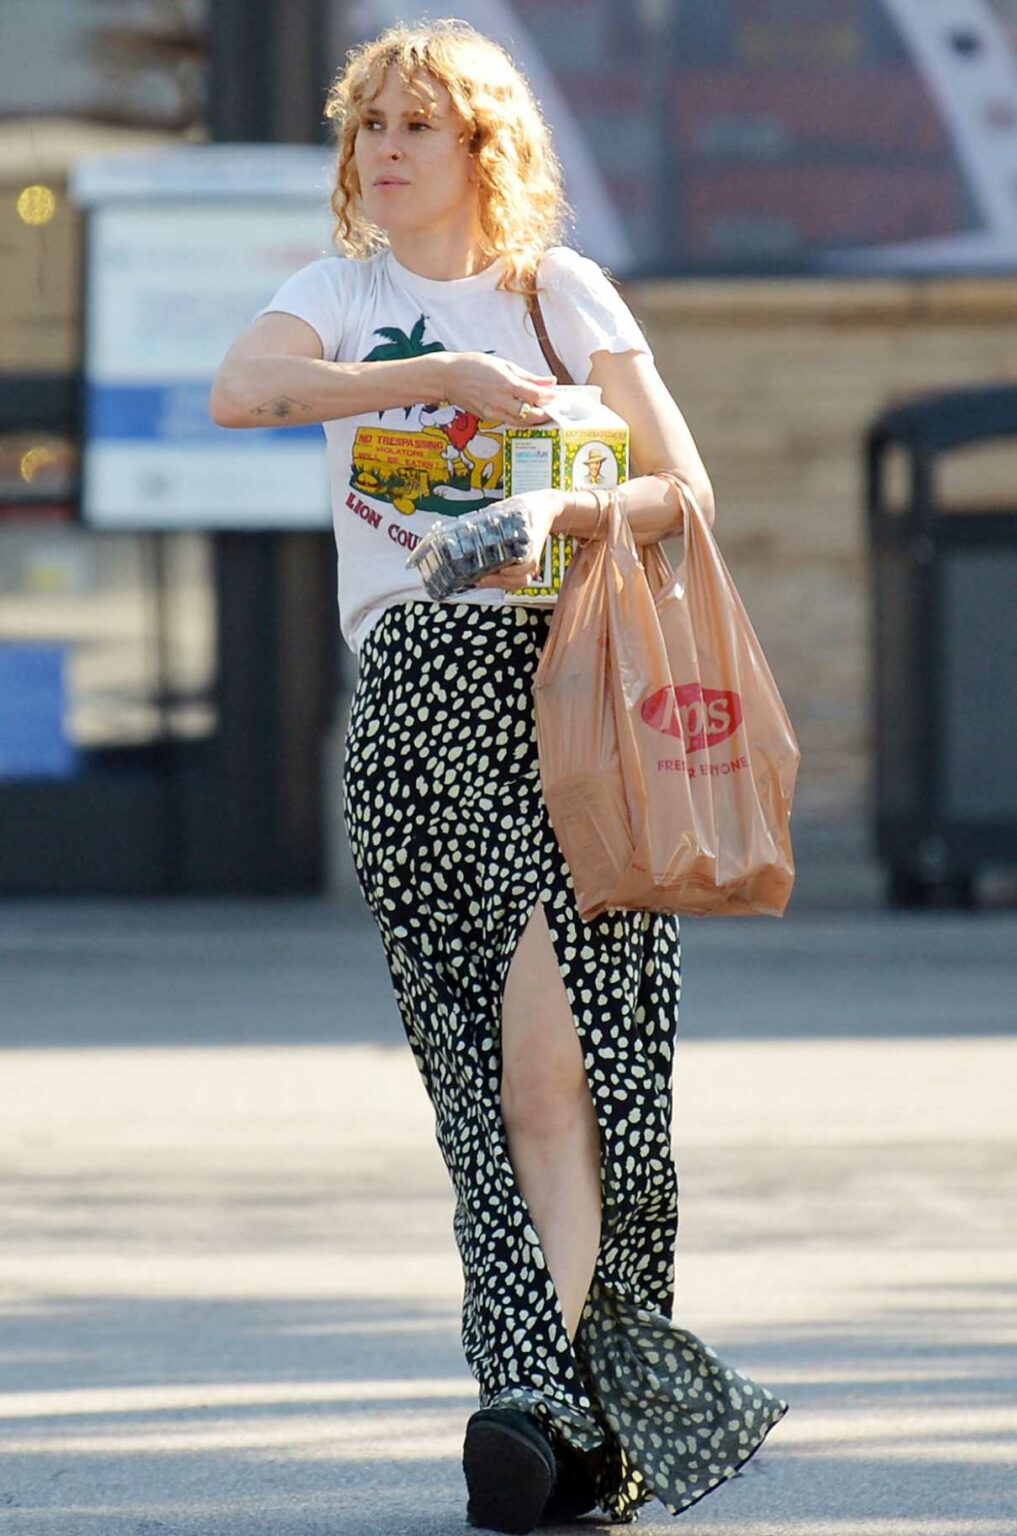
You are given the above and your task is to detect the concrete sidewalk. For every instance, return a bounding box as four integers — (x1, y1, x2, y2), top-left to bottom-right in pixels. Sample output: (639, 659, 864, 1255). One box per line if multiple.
(1, 896, 1015, 1535)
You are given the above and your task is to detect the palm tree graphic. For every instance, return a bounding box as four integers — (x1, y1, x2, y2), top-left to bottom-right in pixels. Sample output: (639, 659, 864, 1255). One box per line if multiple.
(362, 315, 446, 419)
(356, 313, 502, 517)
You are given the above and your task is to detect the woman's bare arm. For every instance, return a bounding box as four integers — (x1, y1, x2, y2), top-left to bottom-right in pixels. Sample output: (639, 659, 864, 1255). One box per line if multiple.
(210, 312, 558, 430)
(208, 311, 450, 428)
(551, 349, 716, 542)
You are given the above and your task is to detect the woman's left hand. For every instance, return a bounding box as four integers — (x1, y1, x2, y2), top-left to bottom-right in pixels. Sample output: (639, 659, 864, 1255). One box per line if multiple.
(474, 488, 568, 592)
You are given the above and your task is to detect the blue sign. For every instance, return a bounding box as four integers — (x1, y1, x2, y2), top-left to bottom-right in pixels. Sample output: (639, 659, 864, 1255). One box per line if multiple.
(0, 643, 81, 780)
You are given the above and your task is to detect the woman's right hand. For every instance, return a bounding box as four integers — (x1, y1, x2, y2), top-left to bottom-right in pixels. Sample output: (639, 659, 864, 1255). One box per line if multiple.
(436, 351, 558, 425)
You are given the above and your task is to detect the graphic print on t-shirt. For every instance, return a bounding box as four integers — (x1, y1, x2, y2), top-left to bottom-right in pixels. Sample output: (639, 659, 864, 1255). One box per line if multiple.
(352, 314, 504, 519)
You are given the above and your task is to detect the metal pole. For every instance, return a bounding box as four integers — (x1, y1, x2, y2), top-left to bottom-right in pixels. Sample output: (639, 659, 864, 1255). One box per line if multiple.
(208, 0, 337, 891)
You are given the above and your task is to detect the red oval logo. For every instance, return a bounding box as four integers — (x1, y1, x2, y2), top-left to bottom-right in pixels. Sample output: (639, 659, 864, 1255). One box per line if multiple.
(640, 683, 743, 751)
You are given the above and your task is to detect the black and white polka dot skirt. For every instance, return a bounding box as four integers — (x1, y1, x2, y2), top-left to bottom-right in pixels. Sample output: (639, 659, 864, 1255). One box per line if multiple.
(341, 598, 789, 1522)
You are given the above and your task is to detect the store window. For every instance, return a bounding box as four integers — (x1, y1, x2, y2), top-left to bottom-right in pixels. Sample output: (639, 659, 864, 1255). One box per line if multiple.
(0, 0, 212, 779)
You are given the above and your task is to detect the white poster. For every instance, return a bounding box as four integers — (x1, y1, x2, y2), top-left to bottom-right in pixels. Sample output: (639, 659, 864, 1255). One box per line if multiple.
(72, 147, 337, 529)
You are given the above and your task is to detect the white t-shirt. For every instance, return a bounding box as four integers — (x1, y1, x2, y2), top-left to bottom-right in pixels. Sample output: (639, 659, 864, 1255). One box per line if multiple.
(252, 244, 653, 658)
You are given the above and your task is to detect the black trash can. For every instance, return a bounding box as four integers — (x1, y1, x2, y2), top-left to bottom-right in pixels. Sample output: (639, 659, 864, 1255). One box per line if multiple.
(866, 384, 1017, 908)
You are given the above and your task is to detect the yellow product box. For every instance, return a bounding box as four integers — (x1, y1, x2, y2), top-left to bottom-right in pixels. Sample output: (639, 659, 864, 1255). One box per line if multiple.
(503, 385, 628, 604)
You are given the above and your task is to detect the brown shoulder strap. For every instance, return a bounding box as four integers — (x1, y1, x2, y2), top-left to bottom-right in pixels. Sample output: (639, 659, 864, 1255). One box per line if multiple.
(526, 288, 575, 386)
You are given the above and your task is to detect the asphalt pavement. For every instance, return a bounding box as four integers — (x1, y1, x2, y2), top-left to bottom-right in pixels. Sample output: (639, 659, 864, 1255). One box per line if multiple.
(1, 863, 1015, 1534)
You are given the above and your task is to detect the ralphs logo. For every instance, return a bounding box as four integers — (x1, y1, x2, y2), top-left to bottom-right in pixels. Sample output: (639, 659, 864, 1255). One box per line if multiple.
(640, 683, 743, 751)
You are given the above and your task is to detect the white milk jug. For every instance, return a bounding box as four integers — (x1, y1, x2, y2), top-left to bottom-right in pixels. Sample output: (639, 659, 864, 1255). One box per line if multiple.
(503, 384, 629, 604)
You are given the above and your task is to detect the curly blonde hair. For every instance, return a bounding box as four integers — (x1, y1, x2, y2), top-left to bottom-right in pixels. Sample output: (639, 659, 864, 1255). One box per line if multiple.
(323, 17, 574, 299)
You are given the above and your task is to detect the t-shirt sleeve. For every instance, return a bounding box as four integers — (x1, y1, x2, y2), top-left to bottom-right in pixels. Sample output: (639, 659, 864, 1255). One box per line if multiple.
(538, 247, 653, 385)
(250, 258, 347, 360)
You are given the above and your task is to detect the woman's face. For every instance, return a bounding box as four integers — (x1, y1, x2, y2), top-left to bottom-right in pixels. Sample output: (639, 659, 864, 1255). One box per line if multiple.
(353, 67, 479, 241)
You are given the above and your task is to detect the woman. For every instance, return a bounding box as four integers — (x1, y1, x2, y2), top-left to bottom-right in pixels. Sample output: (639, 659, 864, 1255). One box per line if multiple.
(211, 18, 788, 1533)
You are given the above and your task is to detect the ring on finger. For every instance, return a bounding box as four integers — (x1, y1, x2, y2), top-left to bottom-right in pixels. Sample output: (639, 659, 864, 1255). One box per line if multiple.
(517, 400, 533, 421)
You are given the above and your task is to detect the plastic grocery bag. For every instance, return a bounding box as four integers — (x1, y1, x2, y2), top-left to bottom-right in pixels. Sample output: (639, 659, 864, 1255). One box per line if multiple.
(533, 480, 800, 919)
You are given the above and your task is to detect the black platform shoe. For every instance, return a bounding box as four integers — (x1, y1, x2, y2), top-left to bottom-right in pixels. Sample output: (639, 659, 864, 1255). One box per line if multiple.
(539, 1437, 602, 1525)
(463, 1406, 557, 1534)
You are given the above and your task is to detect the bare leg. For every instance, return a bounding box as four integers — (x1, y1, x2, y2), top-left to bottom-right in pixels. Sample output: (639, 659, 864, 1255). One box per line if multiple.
(500, 902, 603, 1341)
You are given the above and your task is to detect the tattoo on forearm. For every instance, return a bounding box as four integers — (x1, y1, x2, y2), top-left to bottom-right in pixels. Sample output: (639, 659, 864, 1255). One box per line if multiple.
(250, 396, 309, 421)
